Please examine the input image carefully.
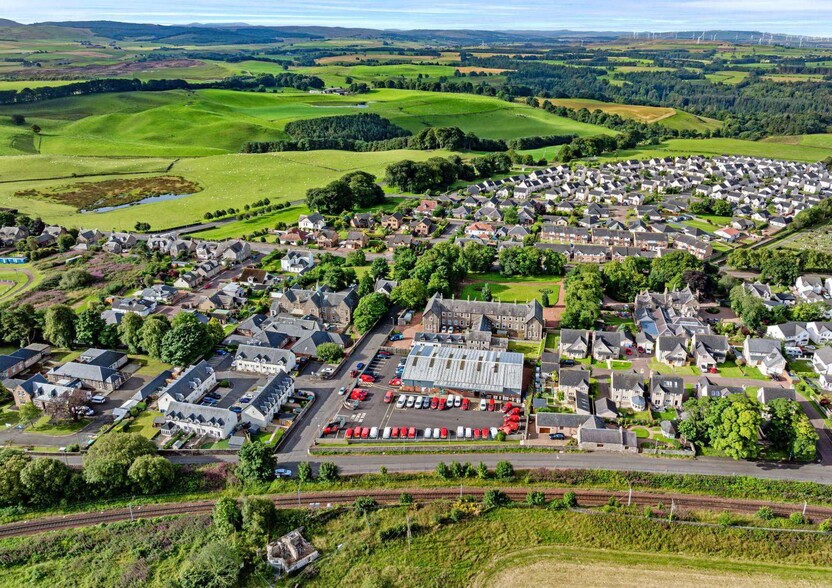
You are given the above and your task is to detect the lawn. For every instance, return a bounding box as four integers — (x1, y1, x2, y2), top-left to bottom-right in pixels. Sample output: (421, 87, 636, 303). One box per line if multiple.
(717, 359, 769, 380)
(459, 273, 560, 304)
(129, 355, 172, 377)
(648, 359, 700, 376)
(507, 339, 543, 359)
(544, 333, 559, 350)
(29, 415, 90, 436)
(0, 405, 20, 427)
(631, 426, 650, 438)
(187, 205, 311, 240)
(125, 410, 163, 440)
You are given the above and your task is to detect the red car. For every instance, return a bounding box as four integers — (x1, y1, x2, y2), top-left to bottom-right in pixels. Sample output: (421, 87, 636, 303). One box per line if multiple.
(625, 347, 633, 355)
(430, 396, 439, 409)
(345, 427, 355, 439)
(439, 397, 447, 410)
(473, 428, 481, 440)
(360, 374, 375, 383)
(361, 427, 370, 439)
(481, 427, 490, 439)
(408, 427, 416, 439)
(501, 401, 514, 413)
(440, 427, 448, 439)
(488, 398, 496, 412)
(461, 397, 470, 410)
(508, 407, 521, 416)
(504, 414, 520, 423)
(391, 427, 400, 438)
(709, 366, 718, 374)
(388, 377, 402, 386)
(384, 390, 394, 403)
(350, 389, 368, 401)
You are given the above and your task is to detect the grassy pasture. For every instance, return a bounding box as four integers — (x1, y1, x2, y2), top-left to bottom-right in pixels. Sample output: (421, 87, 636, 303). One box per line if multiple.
(547, 98, 675, 123)
(600, 137, 832, 163)
(0, 87, 611, 157)
(705, 71, 750, 84)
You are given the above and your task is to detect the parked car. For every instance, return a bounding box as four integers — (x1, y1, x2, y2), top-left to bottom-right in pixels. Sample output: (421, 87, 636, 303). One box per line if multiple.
(560, 359, 575, 367)
(350, 389, 367, 401)
(456, 426, 464, 438)
(396, 395, 407, 409)
(338, 386, 347, 396)
(480, 428, 489, 439)
(406, 395, 416, 408)
(377, 351, 392, 358)
(465, 427, 473, 439)
(230, 406, 242, 413)
(424, 428, 433, 440)
(440, 427, 448, 439)
(274, 468, 293, 478)
(90, 395, 106, 404)
(382, 427, 391, 439)
(462, 397, 470, 410)
(453, 395, 462, 408)
(345, 428, 355, 439)
(359, 374, 375, 383)
(361, 427, 370, 439)
(446, 394, 456, 408)
(549, 432, 565, 440)
(384, 390, 394, 403)
(430, 396, 439, 409)
(370, 426, 379, 439)
(439, 397, 447, 410)
(391, 427, 400, 438)
(355, 362, 365, 370)
(473, 428, 481, 440)
(490, 427, 499, 439)
(501, 401, 514, 413)
(349, 370, 359, 378)
(408, 427, 416, 439)
(389, 333, 404, 341)
(487, 398, 496, 412)
(479, 398, 488, 411)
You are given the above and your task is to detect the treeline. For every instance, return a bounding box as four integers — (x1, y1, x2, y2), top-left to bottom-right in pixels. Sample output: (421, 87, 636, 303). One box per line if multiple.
(0, 72, 324, 105)
(384, 153, 512, 194)
(506, 134, 576, 150)
(727, 248, 832, 285)
(285, 113, 410, 142)
(561, 264, 604, 329)
(242, 124, 510, 154)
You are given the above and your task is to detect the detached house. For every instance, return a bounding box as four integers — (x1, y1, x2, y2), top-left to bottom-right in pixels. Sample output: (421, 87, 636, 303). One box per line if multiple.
(609, 371, 646, 411)
(742, 337, 787, 377)
(655, 335, 688, 367)
(558, 368, 590, 402)
(691, 334, 730, 370)
(650, 375, 684, 409)
(592, 331, 623, 361)
(559, 329, 590, 359)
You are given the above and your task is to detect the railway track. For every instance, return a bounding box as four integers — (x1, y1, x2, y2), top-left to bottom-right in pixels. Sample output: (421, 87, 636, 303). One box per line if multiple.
(0, 487, 830, 539)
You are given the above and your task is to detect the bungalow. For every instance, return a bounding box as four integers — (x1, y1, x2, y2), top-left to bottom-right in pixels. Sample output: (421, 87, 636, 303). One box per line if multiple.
(414, 199, 439, 216)
(535, 412, 589, 437)
(111, 297, 156, 317)
(757, 387, 796, 404)
(742, 337, 787, 377)
(812, 346, 832, 376)
(576, 418, 638, 453)
(697, 376, 744, 399)
(0, 344, 50, 380)
(714, 227, 741, 242)
(342, 231, 368, 250)
(609, 371, 646, 411)
(559, 329, 590, 359)
(650, 375, 684, 409)
(278, 228, 310, 245)
(47, 348, 127, 392)
(140, 284, 178, 304)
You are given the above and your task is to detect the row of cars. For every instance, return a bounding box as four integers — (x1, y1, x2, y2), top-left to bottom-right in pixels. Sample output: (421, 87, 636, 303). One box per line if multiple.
(344, 425, 502, 440)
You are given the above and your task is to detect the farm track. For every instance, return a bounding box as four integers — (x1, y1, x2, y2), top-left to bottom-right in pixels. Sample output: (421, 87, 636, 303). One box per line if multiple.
(1, 487, 831, 539)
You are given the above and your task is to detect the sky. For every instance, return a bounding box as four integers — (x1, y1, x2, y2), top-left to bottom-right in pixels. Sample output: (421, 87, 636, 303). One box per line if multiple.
(5, 0, 832, 37)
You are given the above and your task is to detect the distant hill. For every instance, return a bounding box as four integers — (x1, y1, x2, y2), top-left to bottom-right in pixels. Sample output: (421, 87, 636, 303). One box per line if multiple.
(0, 19, 23, 27)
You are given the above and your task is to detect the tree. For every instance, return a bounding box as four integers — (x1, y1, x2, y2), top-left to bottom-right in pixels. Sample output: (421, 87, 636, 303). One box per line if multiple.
(790, 302, 828, 322)
(306, 179, 353, 214)
(241, 496, 276, 538)
(790, 415, 819, 462)
(0, 449, 30, 506)
(161, 313, 212, 366)
(316, 342, 344, 363)
(481, 283, 492, 302)
(0, 304, 39, 346)
(357, 273, 375, 298)
(20, 458, 70, 506)
(353, 292, 390, 333)
(83, 433, 157, 494)
(178, 542, 241, 588)
(344, 171, 385, 208)
(297, 461, 313, 482)
(75, 304, 107, 347)
(602, 258, 648, 301)
(56, 233, 75, 252)
(213, 497, 242, 537)
(18, 402, 41, 426)
(43, 304, 76, 348)
(390, 279, 428, 309)
(392, 247, 418, 280)
(649, 251, 702, 290)
(461, 242, 495, 272)
(318, 461, 339, 482)
(345, 249, 367, 267)
(541, 290, 550, 307)
(483, 489, 509, 508)
(368, 257, 389, 281)
(119, 312, 145, 354)
(128, 454, 175, 494)
(236, 441, 275, 483)
(59, 268, 94, 290)
(709, 395, 763, 460)
(494, 460, 514, 481)
(139, 315, 170, 359)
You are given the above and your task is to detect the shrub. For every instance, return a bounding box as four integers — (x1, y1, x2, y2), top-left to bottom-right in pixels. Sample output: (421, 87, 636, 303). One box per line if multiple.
(399, 492, 413, 505)
(562, 491, 578, 508)
(483, 489, 509, 509)
(297, 461, 313, 483)
(717, 511, 733, 527)
(494, 460, 514, 481)
(820, 519, 832, 533)
(789, 512, 807, 525)
(354, 496, 377, 516)
(526, 491, 546, 506)
(318, 462, 339, 482)
(756, 506, 775, 520)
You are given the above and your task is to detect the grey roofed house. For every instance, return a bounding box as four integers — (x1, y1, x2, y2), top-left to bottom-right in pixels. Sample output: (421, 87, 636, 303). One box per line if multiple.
(575, 390, 592, 415)
(163, 400, 237, 439)
(140, 284, 177, 303)
(374, 278, 398, 296)
(559, 329, 590, 358)
(757, 387, 797, 404)
(233, 344, 296, 373)
(660, 420, 677, 438)
(595, 397, 619, 419)
(697, 376, 744, 399)
(592, 331, 622, 360)
(692, 333, 730, 367)
(242, 371, 294, 427)
(401, 344, 524, 396)
(159, 360, 215, 403)
(558, 368, 590, 394)
(656, 335, 688, 365)
(650, 374, 685, 406)
(290, 331, 351, 357)
(535, 412, 594, 433)
(421, 293, 544, 342)
(47, 361, 124, 391)
(577, 421, 638, 451)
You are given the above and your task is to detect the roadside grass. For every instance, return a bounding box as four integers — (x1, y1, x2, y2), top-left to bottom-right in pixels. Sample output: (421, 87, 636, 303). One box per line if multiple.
(124, 410, 163, 440)
(459, 273, 560, 303)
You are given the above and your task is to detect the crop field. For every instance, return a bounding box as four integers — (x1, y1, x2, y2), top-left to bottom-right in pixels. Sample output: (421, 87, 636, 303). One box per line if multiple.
(547, 98, 676, 122)
(0, 88, 611, 157)
(0, 150, 455, 231)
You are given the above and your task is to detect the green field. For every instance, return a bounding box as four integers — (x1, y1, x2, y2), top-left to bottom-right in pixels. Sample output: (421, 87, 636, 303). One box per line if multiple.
(0, 150, 453, 231)
(459, 273, 560, 303)
(188, 204, 311, 240)
(0, 87, 611, 157)
(602, 137, 832, 163)
(705, 71, 750, 84)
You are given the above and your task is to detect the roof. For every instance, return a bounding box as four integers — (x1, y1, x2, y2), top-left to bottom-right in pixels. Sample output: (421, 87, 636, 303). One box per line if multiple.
(234, 345, 296, 370)
(578, 426, 637, 447)
(423, 293, 543, 323)
(401, 344, 524, 395)
(758, 387, 796, 403)
(245, 372, 293, 418)
(165, 400, 237, 429)
(159, 361, 214, 401)
(558, 368, 590, 389)
(651, 375, 684, 396)
(536, 412, 592, 429)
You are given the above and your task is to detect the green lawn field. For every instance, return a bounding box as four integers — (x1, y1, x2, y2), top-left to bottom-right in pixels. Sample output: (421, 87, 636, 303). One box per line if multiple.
(601, 137, 832, 163)
(0, 150, 453, 231)
(459, 273, 560, 303)
(0, 87, 612, 157)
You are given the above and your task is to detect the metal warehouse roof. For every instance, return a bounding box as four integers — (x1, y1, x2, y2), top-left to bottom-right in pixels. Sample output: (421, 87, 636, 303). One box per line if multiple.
(401, 344, 524, 395)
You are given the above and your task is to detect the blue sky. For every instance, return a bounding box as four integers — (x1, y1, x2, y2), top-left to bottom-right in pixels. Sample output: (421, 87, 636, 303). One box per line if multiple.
(5, 0, 832, 36)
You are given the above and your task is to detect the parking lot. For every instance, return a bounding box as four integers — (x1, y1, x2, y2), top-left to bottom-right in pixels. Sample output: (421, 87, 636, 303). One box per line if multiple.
(323, 350, 524, 441)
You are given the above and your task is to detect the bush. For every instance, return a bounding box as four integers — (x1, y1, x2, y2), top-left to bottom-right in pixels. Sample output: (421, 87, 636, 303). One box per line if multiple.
(354, 496, 377, 516)
(562, 491, 578, 507)
(297, 461, 313, 483)
(318, 462, 339, 482)
(399, 492, 413, 505)
(494, 460, 514, 481)
(526, 491, 546, 506)
(820, 519, 832, 533)
(789, 511, 807, 525)
(756, 506, 775, 520)
(717, 511, 733, 527)
(483, 489, 509, 509)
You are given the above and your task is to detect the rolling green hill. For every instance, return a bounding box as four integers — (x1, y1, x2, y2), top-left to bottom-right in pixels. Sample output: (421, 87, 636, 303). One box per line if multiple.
(0, 88, 612, 157)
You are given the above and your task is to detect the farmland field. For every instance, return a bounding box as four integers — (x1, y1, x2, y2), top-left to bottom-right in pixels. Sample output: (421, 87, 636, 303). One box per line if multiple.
(0, 150, 455, 231)
(0, 88, 611, 157)
(601, 137, 832, 163)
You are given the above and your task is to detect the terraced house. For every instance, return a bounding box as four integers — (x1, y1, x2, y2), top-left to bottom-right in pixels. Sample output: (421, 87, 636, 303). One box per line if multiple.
(270, 285, 359, 328)
(422, 294, 544, 342)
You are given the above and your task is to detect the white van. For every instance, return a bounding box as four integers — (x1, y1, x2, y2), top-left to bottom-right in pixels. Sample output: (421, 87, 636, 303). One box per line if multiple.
(456, 426, 464, 438)
(424, 428, 433, 440)
(370, 426, 379, 439)
(465, 427, 473, 439)
(382, 427, 391, 439)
